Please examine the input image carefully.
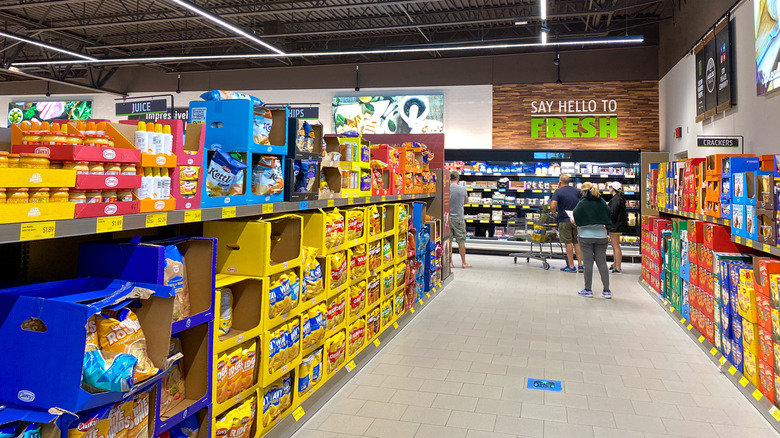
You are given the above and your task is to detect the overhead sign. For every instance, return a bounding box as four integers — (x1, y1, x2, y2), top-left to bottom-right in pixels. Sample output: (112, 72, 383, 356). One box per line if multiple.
(703, 37, 718, 117)
(695, 49, 706, 120)
(716, 20, 733, 111)
(695, 18, 734, 121)
(530, 99, 618, 138)
(115, 99, 167, 116)
(696, 136, 742, 147)
(288, 107, 319, 119)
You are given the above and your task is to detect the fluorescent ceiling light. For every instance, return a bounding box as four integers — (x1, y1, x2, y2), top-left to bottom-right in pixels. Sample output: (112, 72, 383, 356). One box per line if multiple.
(166, 0, 285, 55)
(11, 36, 644, 67)
(515, 20, 528, 25)
(0, 30, 97, 61)
(540, 0, 547, 21)
(541, 32, 548, 45)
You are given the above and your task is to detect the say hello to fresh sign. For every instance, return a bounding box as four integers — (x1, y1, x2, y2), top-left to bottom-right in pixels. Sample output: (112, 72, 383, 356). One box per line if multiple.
(530, 99, 618, 138)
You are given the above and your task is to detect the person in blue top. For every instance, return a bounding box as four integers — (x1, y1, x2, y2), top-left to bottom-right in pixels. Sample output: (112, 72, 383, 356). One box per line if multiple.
(550, 174, 583, 272)
(572, 182, 613, 299)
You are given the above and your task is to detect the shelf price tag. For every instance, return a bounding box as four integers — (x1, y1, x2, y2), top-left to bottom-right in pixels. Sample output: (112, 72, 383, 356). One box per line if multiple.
(365, 197, 371, 203)
(728, 366, 737, 375)
(710, 347, 717, 355)
(373, 339, 380, 347)
(697, 335, 705, 343)
(426, 293, 431, 298)
(346, 360, 357, 372)
(392, 322, 399, 329)
(348, 198, 355, 205)
(381, 196, 386, 202)
(96, 216, 123, 233)
(262, 204, 273, 214)
(771, 406, 780, 422)
(752, 389, 763, 401)
(680, 318, 686, 324)
(20, 221, 55, 241)
(719, 356, 727, 365)
(418, 299, 423, 306)
(327, 199, 335, 207)
(145, 213, 167, 228)
(292, 407, 305, 421)
(764, 243, 772, 253)
(222, 207, 236, 219)
(746, 239, 754, 248)
(739, 376, 749, 387)
(184, 210, 201, 223)
(686, 324, 693, 331)
(410, 307, 415, 313)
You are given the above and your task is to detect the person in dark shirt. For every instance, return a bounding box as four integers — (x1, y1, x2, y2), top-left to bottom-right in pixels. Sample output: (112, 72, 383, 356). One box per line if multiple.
(449, 171, 471, 268)
(550, 174, 582, 272)
(607, 182, 629, 274)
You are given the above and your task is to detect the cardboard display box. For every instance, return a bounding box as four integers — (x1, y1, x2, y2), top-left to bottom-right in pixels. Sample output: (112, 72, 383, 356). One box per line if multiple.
(189, 100, 288, 156)
(213, 275, 264, 355)
(757, 209, 777, 244)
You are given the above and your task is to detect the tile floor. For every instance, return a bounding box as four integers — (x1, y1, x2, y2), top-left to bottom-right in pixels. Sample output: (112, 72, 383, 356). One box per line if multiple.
(292, 255, 779, 437)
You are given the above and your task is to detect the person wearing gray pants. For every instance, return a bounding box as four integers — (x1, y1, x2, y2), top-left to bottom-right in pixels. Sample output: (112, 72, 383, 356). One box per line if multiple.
(571, 182, 613, 299)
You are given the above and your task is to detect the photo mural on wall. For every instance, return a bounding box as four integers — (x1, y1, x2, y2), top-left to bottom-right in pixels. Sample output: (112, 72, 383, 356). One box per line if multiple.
(492, 81, 659, 151)
(332, 95, 443, 136)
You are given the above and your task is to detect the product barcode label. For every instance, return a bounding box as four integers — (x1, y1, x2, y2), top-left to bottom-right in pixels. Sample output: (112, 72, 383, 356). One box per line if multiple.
(190, 107, 207, 123)
(262, 204, 273, 214)
(292, 407, 305, 421)
(373, 339, 380, 347)
(770, 406, 780, 421)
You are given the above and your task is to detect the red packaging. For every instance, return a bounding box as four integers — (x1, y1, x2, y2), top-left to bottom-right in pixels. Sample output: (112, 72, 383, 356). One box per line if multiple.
(760, 362, 775, 404)
(759, 294, 773, 332)
(760, 326, 775, 366)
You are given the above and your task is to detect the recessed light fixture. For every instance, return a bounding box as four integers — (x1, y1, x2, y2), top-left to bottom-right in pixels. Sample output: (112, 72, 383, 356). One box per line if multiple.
(540, 0, 547, 21)
(515, 20, 528, 25)
(11, 36, 644, 67)
(165, 0, 285, 55)
(0, 30, 97, 61)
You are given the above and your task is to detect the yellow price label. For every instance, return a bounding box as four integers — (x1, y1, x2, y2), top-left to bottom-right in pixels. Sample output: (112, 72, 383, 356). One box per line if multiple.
(327, 199, 335, 207)
(373, 339, 380, 347)
(96, 216, 123, 233)
(222, 207, 236, 219)
(365, 197, 371, 203)
(728, 366, 737, 375)
(739, 376, 749, 387)
(381, 195, 386, 201)
(262, 203, 273, 214)
(686, 324, 693, 330)
(764, 243, 772, 253)
(145, 213, 167, 227)
(410, 307, 415, 313)
(184, 209, 201, 223)
(392, 322, 399, 329)
(746, 239, 753, 248)
(418, 299, 423, 306)
(724, 219, 730, 226)
(710, 347, 717, 355)
(348, 360, 357, 369)
(484, 189, 491, 192)
(426, 293, 431, 298)
(670, 307, 675, 312)
(771, 406, 780, 422)
(753, 389, 763, 401)
(348, 197, 355, 205)
(479, 220, 488, 224)
(292, 407, 305, 421)
(20, 221, 55, 241)
(698, 335, 705, 343)
(680, 318, 686, 324)
(719, 357, 727, 365)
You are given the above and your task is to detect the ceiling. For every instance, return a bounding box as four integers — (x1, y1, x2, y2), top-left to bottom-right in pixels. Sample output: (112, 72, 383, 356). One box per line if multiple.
(0, 0, 667, 91)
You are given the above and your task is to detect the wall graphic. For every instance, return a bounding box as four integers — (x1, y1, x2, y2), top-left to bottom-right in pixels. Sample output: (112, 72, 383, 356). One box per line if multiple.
(8, 100, 92, 126)
(492, 81, 659, 151)
(332, 95, 443, 135)
(756, 0, 780, 95)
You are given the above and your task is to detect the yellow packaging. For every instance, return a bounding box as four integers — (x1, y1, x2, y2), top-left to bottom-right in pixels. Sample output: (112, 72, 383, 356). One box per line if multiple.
(366, 308, 380, 340)
(346, 209, 364, 241)
(241, 340, 257, 391)
(326, 294, 346, 331)
(325, 209, 345, 249)
(129, 391, 149, 438)
(368, 205, 381, 237)
(68, 405, 111, 438)
(330, 251, 348, 289)
(350, 245, 367, 280)
(108, 401, 132, 438)
(279, 374, 293, 411)
(232, 402, 252, 438)
(218, 287, 233, 336)
(311, 349, 323, 385)
(325, 332, 345, 374)
(268, 326, 288, 373)
(350, 282, 366, 317)
(97, 309, 158, 383)
(287, 320, 301, 363)
(242, 397, 257, 438)
(214, 412, 233, 438)
(301, 247, 323, 300)
(348, 319, 366, 356)
(227, 347, 243, 398)
(216, 351, 229, 404)
(85, 315, 99, 352)
(395, 262, 406, 288)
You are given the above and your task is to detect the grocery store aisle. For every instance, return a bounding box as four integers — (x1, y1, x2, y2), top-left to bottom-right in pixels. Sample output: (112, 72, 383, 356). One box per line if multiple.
(292, 255, 778, 438)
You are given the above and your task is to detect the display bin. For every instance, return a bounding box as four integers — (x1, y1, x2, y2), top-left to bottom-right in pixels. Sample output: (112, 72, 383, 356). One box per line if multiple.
(756, 171, 776, 210)
(258, 370, 296, 436)
(339, 136, 370, 165)
(0, 406, 66, 438)
(318, 165, 343, 199)
(0, 201, 76, 224)
(324, 292, 347, 338)
(321, 252, 350, 298)
(287, 119, 324, 158)
(261, 266, 310, 331)
(758, 209, 777, 244)
(74, 200, 142, 218)
(200, 150, 285, 209)
(154, 321, 211, 434)
(213, 274, 264, 355)
(724, 156, 760, 179)
(171, 164, 204, 210)
(78, 236, 217, 334)
(0, 167, 76, 188)
(189, 99, 288, 155)
(284, 157, 320, 202)
(213, 387, 260, 435)
(339, 161, 371, 198)
(295, 347, 327, 407)
(323, 329, 347, 378)
(159, 119, 206, 166)
(260, 318, 302, 387)
(205, 214, 303, 278)
(212, 337, 260, 416)
(732, 172, 756, 205)
(302, 210, 360, 255)
(382, 204, 398, 238)
(0, 277, 174, 412)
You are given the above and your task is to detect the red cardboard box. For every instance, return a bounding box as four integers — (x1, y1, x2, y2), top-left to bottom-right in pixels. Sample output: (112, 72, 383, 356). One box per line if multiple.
(760, 326, 774, 366)
(704, 223, 739, 252)
(760, 361, 775, 403)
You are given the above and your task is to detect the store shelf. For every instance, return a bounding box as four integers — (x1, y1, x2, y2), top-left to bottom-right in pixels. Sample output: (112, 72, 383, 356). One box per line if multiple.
(464, 204, 543, 210)
(0, 193, 434, 244)
(460, 172, 637, 179)
(637, 279, 780, 435)
(655, 206, 731, 226)
(465, 188, 638, 195)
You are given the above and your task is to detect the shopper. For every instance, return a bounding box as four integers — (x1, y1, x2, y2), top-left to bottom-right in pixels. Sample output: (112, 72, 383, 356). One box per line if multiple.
(608, 182, 628, 274)
(449, 171, 471, 268)
(572, 182, 612, 299)
(550, 174, 583, 272)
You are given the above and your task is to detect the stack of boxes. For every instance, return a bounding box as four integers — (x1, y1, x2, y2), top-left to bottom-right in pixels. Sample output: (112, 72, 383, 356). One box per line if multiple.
(641, 216, 670, 293)
(285, 119, 323, 202)
(370, 144, 403, 196)
(682, 158, 705, 213)
(755, 159, 777, 244)
(338, 136, 371, 198)
(728, 157, 760, 235)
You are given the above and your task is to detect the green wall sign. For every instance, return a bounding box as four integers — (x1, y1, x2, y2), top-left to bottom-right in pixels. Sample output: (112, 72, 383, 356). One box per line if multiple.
(530, 117, 618, 138)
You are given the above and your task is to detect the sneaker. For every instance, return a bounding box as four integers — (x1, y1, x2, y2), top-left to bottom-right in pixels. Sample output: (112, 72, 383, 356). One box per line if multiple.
(578, 266, 584, 273)
(609, 264, 614, 270)
(603, 290, 612, 299)
(612, 269, 622, 274)
(578, 289, 593, 298)
(561, 266, 576, 272)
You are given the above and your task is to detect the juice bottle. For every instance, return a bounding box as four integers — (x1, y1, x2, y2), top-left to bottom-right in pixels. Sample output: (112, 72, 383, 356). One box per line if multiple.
(152, 124, 164, 154)
(146, 123, 157, 154)
(134, 121, 148, 151)
(162, 124, 173, 155)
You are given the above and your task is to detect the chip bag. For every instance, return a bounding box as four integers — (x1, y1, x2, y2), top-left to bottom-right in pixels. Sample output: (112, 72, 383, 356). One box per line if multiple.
(218, 287, 233, 336)
(298, 355, 312, 395)
(330, 251, 347, 289)
(350, 283, 366, 319)
(366, 308, 380, 340)
(200, 90, 264, 107)
(325, 332, 346, 374)
(168, 414, 200, 438)
(368, 241, 381, 271)
(164, 245, 191, 322)
(161, 336, 185, 414)
(129, 390, 150, 438)
(367, 277, 380, 306)
(206, 148, 247, 197)
(350, 245, 367, 280)
(241, 340, 257, 391)
(394, 293, 404, 316)
(279, 375, 293, 411)
(214, 413, 232, 438)
(251, 155, 284, 195)
(216, 351, 229, 404)
(382, 269, 394, 296)
(396, 262, 406, 288)
(68, 405, 111, 438)
(269, 273, 295, 319)
(97, 309, 158, 383)
(311, 348, 323, 385)
(268, 326, 288, 373)
(227, 347, 243, 398)
(324, 209, 345, 249)
(108, 401, 133, 438)
(301, 247, 324, 300)
(347, 319, 366, 356)
(82, 349, 137, 393)
(381, 300, 393, 327)
(327, 295, 346, 331)
(383, 238, 393, 264)
(287, 321, 301, 362)
(368, 205, 382, 237)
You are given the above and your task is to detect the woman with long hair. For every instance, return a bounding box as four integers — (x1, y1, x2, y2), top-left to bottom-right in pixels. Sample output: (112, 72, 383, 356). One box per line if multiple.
(607, 182, 628, 274)
(572, 182, 613, 299)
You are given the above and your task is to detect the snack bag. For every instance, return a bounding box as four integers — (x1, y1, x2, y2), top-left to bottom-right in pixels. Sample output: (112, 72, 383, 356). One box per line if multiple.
(394, 293, 404, 316)
(279, 375, 293, 411)
(268, 326, 288, 373)
(206, 148, 247, 197)
(368, 205, 382, 237)
(325, 332, 345, 374)
(82, 348, 137, 393)
(295, 121, 313, 153)
(251, 155, 284, 195)
(97, 309, 158, 383)
(269, 274, 292, 319)
(368, 241, 381, 271)
(287, 321, 301, 361)
(214, 413, 232, 438)
(216, 352, 229, 403)
(231, 403, 251, 438)
(108, 401, 133, 438)
(227, 347, 243, 398)
(395, 262, 406, 288)
(298, 355, 312, 395)
(261, 386, 276, 428)
(167, 412, 200, 438)
(310, 306, 326, 345)
(331, 210, 345, 247)
(311, 348, 323, 385)
(129, 390, 150, 438)
(288, 271, 301, 305)
(367, 278, 380, 306)
(366, 309, 380, 340)
(382, 269, 394, 296)
(347, 319, 366, 356)
(241, 340, 257, 391)
(252, 106, 274, 146)
(164, 245, 191, 322)
(86, 316, 99, 352)
(350, 283, 366, 318)
(161, 336, 186, 415)
(200, 90, 264, 107)
(397, 235, 407, 258)
(327, 295, 346, 331)
(382, 238, 393, 264)
(301, 314, 313, 351)
(331, 251, 347, 289)
(301, 247, 323, 300)
(218, 287, 233, 336)
(381, 300, 393, 327)
(350, 245, 367, 280)
(68, 405, 111, 438)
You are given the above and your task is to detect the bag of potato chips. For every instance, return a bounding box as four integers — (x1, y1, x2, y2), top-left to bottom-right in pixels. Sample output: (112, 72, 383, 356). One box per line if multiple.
(164, 245, 191, 322)
(311, 348, 323, 385)
(129, 390, 150, 438)
(68, 404, 111, 438)
(241, 340, 257, 391)
(227, 347, 243, 398)
(350, 283, 366, 317)
(327, 295, 345, 331)
(331, 252, 347, 289)
(348, 320, 365, 356)
(214, 412, 232, 438)
(218, 287, 233, 336)
(350, 246, 367, 280)
(287, 321, 300, 362)
(216, 352, 229, 403)
(268, 326, 287, 373)
(97, 309, 158, 383)
(301, 247, 323, 300)
(383, 238, 393, 264)
(161, 336, 185, 415)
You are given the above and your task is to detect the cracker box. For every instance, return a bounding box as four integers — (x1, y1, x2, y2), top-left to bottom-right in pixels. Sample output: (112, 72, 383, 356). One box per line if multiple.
(760, 326, 774, 366)
(745, 347, 760, 387)
(760, 361, 775, 403)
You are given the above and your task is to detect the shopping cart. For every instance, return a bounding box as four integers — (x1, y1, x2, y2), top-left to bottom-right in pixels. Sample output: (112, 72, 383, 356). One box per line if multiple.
(509, 209, 567, 270)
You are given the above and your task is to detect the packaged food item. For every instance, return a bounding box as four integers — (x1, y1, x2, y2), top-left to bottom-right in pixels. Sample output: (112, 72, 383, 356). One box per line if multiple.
(164, 245, 191, 322)
(0, 188, 5, 204)
(19, 153, 49, 169)
(268, 326, 288, 373)
(179, 166, 199, 180)
(288, 321, 300, 362)
(129, 390, 150, 438)
(241, 340, 257, 391)
(350, 245, 367, 280)
(121, 164, 137, 175)
(218, 287, 233, 336)
(367, 277, 380, 305)
(68, 404, 111, 438)
(214, 412, 233, 438)
(397, 234, 407, 258)
(251, 155, 284, 195)
(311, 348, 323, 385)
(279, 374, 293, 411)
(366, 308, 380, 339)
(325, 332, 346, 374)
(90, 162, 105, 175)
(6, 188, 28, 204)
(206, 148, 247, 197)
(86, 190, 102, 203)
(368, 241, 381, 271)
(269, 271, 298, 319)
(200, 90, 264, 107)
(395, 262, 406, 288)
(327, 295, 346, 331)
(230, 402, 251, 438)
(382, 238, 393, 263)
(381, 300, 393, 327)
(81, 348, 136, 393)
(29, 188, 49, 203)
(348, 319, 366, 356)
(97, 308, 159, 383)
(349, 282, 366, 317)
(368, 205, 382, 237)
(301, 247, 324, 300)
(394, 293, 404, 316)
(295, 121, 313, 153)
(160, 335, 185, 415)
(330, 251, 347, 289)
(102, 190, 117, 203)
(382, 269, 394, 296)
(227, 347, 243, 397)
(216, 351, 229, 404)
(50, 187, 69, 202)
(298, 355, 312, 395)
(262, 383, 281, 428)
(253, 106, 274, 145)
(294, 160, 318, 193)
(324, 209, 345, 249)
(69, 189, 87, 204)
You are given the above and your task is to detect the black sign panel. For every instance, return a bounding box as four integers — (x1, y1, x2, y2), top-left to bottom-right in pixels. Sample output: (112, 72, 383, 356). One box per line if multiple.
(288, 107, 319, 119)
(716, 21, 733, 111)
(127, 107, 189, 121)
(695, 48, 706, 119)
(696, 136, 741, 147)
(115, 99, 167, 116)
(704, 38, 718, 116)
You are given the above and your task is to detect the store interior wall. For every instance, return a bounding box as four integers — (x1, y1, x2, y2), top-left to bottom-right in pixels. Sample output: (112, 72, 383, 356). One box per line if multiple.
(660, 0, 780, 158)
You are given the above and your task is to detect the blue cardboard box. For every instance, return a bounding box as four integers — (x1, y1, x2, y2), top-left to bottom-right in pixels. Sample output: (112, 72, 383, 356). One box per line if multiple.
(189, 99, 288, 155)
(733, 172, 756, 205)
(731, 204, 746, 238)
(723, 157, 760, 180)
(78, 237, 216, 335)
(0, 278, 174, 413)
(0, 405, 70, 438)
(200, 151, 285, 208)
(746, 204, 759, 241)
